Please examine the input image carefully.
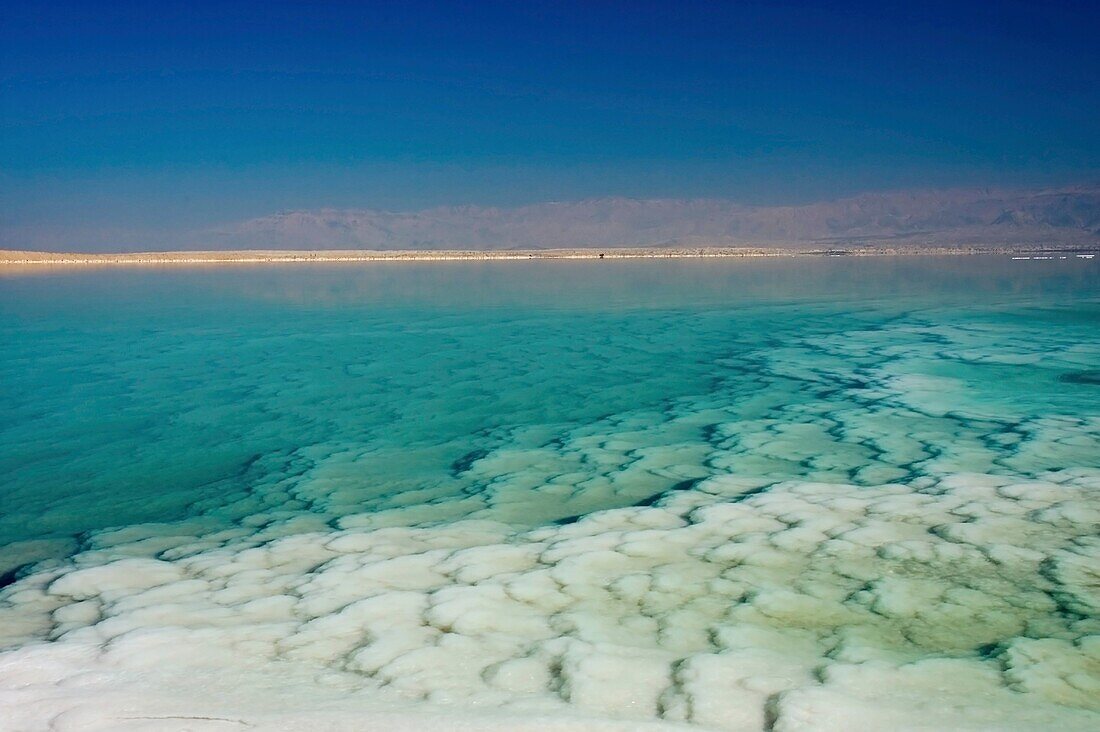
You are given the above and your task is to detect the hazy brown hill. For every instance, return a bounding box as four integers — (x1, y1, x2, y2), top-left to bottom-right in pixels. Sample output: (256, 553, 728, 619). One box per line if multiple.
(206, 186, 1100, 251)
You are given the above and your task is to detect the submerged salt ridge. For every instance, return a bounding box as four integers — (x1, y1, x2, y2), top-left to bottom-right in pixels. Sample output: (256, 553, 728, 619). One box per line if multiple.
(0, 259, 1098, 730)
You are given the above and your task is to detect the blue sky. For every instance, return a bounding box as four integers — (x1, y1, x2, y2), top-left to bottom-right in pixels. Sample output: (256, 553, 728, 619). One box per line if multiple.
(2, 0, 1098, 245)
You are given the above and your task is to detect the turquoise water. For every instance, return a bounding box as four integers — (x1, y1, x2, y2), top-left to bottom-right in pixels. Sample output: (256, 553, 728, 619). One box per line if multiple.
(0, 256, 1098, 731)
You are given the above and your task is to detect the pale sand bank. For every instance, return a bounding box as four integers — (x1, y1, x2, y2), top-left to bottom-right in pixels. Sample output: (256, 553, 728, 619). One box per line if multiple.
(2, 244, 1098, 267)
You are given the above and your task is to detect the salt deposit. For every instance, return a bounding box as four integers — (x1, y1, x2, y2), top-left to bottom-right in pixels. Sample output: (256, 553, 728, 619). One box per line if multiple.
(1, 469, 1098, 730)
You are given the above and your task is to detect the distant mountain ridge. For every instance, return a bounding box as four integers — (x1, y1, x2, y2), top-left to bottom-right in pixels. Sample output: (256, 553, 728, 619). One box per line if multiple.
(208, 185, 1100, 251)
(6, 186, 1099, 253)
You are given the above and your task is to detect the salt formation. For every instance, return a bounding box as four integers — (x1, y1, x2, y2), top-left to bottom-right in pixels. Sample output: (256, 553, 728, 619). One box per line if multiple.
(1, 469, 1098, 730)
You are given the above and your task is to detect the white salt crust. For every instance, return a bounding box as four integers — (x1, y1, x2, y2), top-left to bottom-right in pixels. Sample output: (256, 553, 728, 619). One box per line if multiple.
(2, 470, 1098, 731)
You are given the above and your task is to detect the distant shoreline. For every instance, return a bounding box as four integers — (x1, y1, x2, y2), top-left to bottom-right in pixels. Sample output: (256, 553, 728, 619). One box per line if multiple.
(2, 245, 1098, 267)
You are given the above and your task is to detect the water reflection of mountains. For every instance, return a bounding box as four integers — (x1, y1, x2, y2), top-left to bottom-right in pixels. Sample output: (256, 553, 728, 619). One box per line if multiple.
(191, 255, 1100, 310)
(3, 255, 1096, 316)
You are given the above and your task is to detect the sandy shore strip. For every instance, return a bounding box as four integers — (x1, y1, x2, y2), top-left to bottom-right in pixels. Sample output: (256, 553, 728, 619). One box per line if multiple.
(2, 244, 1098, 267)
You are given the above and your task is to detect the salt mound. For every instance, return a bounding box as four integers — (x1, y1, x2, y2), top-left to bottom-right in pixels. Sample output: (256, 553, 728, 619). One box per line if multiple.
(2, 470, 1098, 730)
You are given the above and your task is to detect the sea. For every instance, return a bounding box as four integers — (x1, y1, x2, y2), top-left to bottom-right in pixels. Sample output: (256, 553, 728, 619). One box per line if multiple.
(0, 255, 1097, 731)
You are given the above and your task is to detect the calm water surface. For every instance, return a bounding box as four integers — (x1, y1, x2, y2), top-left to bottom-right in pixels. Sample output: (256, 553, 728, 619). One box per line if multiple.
(2, 256, 1096, 555)
(0, 255, 1097, 730)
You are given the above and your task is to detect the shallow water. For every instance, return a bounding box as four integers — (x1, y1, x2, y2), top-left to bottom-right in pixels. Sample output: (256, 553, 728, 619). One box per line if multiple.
(0, 256, 1098, 731)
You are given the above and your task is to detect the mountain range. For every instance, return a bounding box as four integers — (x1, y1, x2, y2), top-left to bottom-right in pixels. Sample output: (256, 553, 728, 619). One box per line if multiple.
(5, 185, 1100, 253)
(207, 185, 1100, 251)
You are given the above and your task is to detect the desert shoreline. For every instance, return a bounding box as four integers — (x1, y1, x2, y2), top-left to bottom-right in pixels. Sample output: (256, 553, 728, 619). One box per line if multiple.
(2, 244, 1098, 267)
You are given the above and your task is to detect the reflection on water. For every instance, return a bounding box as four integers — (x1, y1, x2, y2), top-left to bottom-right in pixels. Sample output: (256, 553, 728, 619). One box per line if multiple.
(4, 255, 1099, 313)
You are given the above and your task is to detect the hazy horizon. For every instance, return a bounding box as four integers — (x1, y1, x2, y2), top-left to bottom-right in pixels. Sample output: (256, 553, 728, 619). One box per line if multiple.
(4, 182, 1099, 252)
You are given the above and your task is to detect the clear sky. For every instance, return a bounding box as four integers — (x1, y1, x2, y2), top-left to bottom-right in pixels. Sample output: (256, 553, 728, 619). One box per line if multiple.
(2, 0, 1098, 246)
